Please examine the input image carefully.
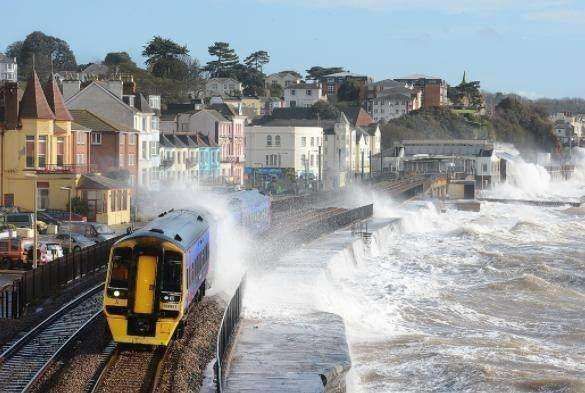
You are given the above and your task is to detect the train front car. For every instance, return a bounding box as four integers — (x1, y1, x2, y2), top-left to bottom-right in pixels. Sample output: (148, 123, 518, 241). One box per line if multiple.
(103, 210, 209, 346)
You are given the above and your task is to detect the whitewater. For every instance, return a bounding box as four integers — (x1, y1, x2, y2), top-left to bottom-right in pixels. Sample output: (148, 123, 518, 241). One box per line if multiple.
(243, 147, 585, 392)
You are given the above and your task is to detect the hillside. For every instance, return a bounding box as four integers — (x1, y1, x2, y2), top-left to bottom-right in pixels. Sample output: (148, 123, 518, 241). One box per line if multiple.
(380, 98, 560, 153)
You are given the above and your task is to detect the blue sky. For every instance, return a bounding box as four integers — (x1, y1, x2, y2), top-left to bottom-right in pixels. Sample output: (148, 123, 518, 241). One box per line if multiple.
(3, 0, 584, 98)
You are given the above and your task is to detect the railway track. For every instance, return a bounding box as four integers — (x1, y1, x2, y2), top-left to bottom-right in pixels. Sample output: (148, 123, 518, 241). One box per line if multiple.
(89, 344, 169, 393)
(0, 284, 104, 393)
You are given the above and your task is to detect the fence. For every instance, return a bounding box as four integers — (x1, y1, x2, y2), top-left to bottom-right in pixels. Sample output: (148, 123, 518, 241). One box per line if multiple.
(214, 276, 246, 392)
(0, 235, 122, 319)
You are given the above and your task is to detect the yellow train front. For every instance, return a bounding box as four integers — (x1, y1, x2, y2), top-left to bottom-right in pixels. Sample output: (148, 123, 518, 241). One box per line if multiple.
(103, 210, 210, 346)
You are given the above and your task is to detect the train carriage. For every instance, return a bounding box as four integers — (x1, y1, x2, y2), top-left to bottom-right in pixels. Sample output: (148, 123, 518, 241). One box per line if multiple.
(103, 209, 209, 346)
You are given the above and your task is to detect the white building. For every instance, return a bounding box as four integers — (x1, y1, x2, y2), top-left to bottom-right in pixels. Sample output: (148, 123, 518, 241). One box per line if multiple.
(284, 83, 324, 108)
(366, 80, 421, 122)
(205, 78, 242, 98)
(322, 113, 356, 189)
(265, 71, 302, 89)
(0, 53, 17, 82)
(245, 125, 323, 177)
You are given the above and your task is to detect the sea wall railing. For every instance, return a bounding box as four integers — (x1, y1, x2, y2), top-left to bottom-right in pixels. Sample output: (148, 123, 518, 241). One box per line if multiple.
(214, 275, 246, 392)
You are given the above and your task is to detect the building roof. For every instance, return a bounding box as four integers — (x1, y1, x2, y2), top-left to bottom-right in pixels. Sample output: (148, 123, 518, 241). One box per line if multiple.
(253, 105, 348, 128)
(363, 124, 379, 136)
(197, 132, 217, 147)
(161, 133, 187, 148)
(77, 173, 128, 190)
(377, 88, 414, 100)
(284, 82, 321, 90)
(395, 74, 443, 81)
(71, 121, 91, 132)
(341, 107, 374, 127)
(267, 71, 302, 79)
(80, 63, 110, 77)
(370, 79, 403, 88)
(69, 109, 138, 132)
(322, 71, 367, 78)
(19, 71, 56, 120)
(133, 93, 153, 113)
(0, 53, 16, 63)
(43, 75, 74, 121)
(209, 103, 237, 119)
(66, 81, 138, 114)
(176, 134, 198, 148)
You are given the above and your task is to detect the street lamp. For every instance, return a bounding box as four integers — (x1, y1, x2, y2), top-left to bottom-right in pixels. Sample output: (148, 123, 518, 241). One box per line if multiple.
(24, 173, 38, 269)
(60, 186, 72, 254)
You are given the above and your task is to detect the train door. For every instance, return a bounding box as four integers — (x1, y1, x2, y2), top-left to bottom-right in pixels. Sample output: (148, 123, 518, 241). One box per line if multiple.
(134, 255, 157, 314)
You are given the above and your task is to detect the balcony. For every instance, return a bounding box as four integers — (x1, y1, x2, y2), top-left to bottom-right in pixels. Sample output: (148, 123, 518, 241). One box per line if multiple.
(31, 164, 95, 174)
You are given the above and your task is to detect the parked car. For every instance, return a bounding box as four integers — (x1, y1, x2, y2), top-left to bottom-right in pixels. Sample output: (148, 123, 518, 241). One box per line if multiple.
(59, 222, 116, 242)
(55, 232, 96, 253)
(0, 236, 33, 269)
(40, 241, 64, 261)
(5, 213, 35, 229)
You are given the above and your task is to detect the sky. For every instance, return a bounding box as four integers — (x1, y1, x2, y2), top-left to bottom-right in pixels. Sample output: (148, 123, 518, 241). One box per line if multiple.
(2, 0, 584, 98)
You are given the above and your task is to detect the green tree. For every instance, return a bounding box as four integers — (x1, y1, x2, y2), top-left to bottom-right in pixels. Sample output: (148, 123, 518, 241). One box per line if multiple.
(8, 31, 77, 80)
(244, 50, 270, 71)
(337, 80, 360, 102)
(306, 66, 344, 80)
(104, 51, 135, 67)
(206, 42, 239, 78)
(67, 197, 88, 215)
(231, 64, 266, 96)
(142, 36, 190, 80)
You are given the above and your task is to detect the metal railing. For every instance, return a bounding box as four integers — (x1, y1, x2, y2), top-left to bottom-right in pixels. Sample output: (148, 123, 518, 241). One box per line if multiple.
(0, 235, 122, 319)
(214, 276, 246, 392)
(29, 164, 96, 174)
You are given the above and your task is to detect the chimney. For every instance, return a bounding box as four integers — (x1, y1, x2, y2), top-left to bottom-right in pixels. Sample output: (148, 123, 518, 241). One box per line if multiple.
(106, 79, 123, 99)
(123, 80, 136, 95)
(62, 79, 81, 101)
(5, 82, 19, 129)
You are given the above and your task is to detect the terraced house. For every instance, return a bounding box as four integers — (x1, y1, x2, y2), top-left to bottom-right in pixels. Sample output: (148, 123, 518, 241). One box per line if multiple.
(0, 72, 131, 225)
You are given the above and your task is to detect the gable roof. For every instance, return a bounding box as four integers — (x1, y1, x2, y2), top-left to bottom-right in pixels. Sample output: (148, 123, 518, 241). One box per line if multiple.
(19, 71, 55, 120)
(71, 121, 91, 132)
(176, 134, 198, 148)
(69, 109, 137, 132)
(77, 173, 128, 190)
(209, 103, 237, 119)
(65, 81, 138, 114)
(44, 75, 74, 121)
(134, 93, 153, 113)
(284, 82, 321, 90)
(197, 132, 217, 147)
(340, 107, 374, 127)
(161, 133, 187, 148)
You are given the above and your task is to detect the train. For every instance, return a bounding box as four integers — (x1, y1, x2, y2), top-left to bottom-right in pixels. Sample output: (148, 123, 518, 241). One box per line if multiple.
(103, 209, 210, 346)
(103, 189, 271, 346)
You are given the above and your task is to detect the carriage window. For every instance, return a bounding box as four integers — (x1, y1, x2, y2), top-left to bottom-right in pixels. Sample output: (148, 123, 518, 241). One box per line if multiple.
(162, 251, 182, 292)
(110, 248, 131, 288)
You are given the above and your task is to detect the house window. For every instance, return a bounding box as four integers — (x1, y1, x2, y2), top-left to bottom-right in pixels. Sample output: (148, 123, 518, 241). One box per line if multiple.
(76, 153, 85, 165)
(310, 154, 314, 166)
(142, 117, 148, 132)
(275, 135, 281, 146)
(91, 132, 102, 145)
(119, 134, 125, 145)
(328, 85, 335, 94)
(151, 117, 159, 131)
(119, 153, 125, 167)
(25, 136, 35, 168)
(110, 191, 115, 212)
(310, 137, 314, 147)
(128, 154, 136, 166)
(38, 186, 49, 210)
(301, 154, 306, 165)
(306, 90, 312, 96)
(57, 137, 65, 167)
(129, 134, 137, 145)
(267, 135, 272, 146)
(301, 137, 306, 147)
(290, 101, 297, 108)
(291, 89, 296, 96)
(76, 132, 85, 145)
(142, 141, 148, 159)
(265, 155, 269, 166)
(38, 136, 47, 168)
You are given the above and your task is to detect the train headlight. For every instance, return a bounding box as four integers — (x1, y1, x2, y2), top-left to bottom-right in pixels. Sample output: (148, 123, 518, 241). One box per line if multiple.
(161, 293, 180, 303)
(163, 295, 170, 301)
(113, 290, 121, 297)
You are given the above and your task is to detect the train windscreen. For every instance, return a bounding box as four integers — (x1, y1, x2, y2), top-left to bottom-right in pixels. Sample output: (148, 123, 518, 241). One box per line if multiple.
(110, 247, 132, 289)
(162, 251, 182, 293)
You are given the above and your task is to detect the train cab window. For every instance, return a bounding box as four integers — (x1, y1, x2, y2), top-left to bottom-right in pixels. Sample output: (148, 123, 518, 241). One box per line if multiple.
(110, 248, 132, 289)
(162, 251, 182, 293)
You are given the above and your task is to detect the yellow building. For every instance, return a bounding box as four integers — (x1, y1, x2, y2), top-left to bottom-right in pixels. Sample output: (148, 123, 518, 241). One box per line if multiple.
(0, 71, 132, 226)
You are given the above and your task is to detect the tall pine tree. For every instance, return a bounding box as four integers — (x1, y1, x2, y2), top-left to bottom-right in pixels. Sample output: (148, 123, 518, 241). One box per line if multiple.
(206, 42, 239, 78)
